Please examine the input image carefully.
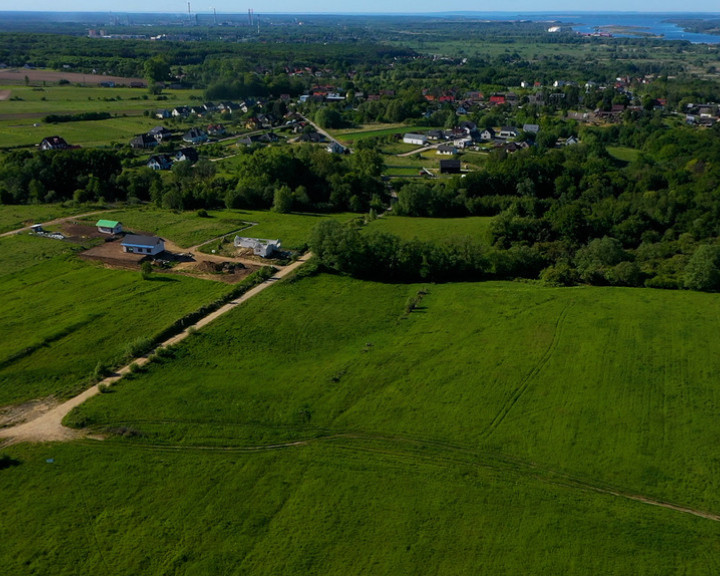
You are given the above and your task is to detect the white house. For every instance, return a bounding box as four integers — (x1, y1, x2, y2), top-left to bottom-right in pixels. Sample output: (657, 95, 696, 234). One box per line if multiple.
(499, 126, 519, 139)
(234, 236, 281, 258)
(121, 235, 165, 256)
(96, 219, 122, 235)
(403, 133, 427, 146)
(436, 144, 457, 155)
(479, 128, 495, 141)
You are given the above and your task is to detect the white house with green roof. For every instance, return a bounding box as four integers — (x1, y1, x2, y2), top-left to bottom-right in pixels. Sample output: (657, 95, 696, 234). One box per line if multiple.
(96, 219, 122, 235)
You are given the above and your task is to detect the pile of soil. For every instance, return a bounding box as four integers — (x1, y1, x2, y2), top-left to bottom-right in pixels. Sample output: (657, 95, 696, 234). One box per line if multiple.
(197, 260, 246, 274)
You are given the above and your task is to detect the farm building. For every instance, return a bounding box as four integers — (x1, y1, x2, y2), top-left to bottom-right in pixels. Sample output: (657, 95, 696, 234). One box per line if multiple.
(403, 133, 428, 146)
(96, 219, 122, 234)
(234, 236, 281, 258)
(121, 235, 165, 256)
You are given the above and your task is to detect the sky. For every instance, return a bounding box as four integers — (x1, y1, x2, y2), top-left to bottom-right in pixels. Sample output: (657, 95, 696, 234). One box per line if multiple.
(8, 1, 720, 14)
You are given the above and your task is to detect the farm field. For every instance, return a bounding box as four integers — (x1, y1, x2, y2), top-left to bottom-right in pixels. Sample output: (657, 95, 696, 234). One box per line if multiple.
(0, 234, 231, 405)
(365, 215, 493, 243)
(67, 275, 720, 514)
(1, 274, 719, 573)
(0, 84, 204, 148)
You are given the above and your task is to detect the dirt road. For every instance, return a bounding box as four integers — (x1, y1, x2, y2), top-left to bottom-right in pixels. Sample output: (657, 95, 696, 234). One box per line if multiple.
(0, 253, 312, 445)
(0, 210, 108, 239)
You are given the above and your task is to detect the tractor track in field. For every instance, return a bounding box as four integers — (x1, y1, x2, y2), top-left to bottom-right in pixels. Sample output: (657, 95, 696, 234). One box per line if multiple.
(482, 303, 572, 439)
(63, 430, 720, 524)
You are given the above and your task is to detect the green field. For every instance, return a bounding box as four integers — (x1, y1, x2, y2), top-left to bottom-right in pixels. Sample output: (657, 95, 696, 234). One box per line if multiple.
(332, 124, 427, 143)
(0, 203, 102, 234)
(0, 234, 230, 404)
(2, 274, 720, 573)
(365, 215, 493, 243)
(0, 84, 204, 148)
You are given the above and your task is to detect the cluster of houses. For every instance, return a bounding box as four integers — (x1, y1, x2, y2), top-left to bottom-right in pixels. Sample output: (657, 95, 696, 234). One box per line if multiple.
(147, 147, 199, 170)
(403, 122, 553, 152)
(685, 103, 719, 127)
(156, 101, 247, 119)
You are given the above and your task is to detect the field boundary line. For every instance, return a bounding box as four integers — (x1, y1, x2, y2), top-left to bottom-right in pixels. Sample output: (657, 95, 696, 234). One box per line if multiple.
(0, 210, 108, 238)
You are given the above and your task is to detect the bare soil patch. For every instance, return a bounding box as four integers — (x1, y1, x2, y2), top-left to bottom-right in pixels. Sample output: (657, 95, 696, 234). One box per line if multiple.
(0, 89, 11, 101)
(80, 239, 146, 270)
(60, 221, 108, 242)
(177, 259, 259, 284)
(0, 397, 61, 429)
(0, 68, 145, 86)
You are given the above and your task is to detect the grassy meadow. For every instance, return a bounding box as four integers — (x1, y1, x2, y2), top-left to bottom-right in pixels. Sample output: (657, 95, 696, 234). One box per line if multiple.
(67, 274, 720, 514)
(0, 84, 203, 148)
(1, 273, 720, 573)
(0, 203, 103, 234)
(0, 234, 230, 404)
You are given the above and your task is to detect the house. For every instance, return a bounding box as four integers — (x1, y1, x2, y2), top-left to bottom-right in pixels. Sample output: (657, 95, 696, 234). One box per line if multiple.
(523, 124, 540, 135)
(182, 128, 208, 144)
(147, 155, 173, 170)
(174, 147, 199, 163)
(327, 142, 345, 154)
(40, 136, 70, 150)
(207, 124, 226, 137)
(427, 130, 445, 141)
(96, 219, 122, 235)
(121, 234, 165, 256)
(403, 133, 428, 146)
(489, 94, 506, 106)
(298, 131, 326, 143)
(130, 134, 159, 149)
(436, 144, 457, 155)
(499, 126, 519, 139)
(155, 109, 171, 119)
(148, 126, 172, 143)
(172, 106, 190, 118)
(479, 128, 495, 142)
(234, 236, 282, 258)
(439, 160, 461, 174)
(454, 137, 473, 150)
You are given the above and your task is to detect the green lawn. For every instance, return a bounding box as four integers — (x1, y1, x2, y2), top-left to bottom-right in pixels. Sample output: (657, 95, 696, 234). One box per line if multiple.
(1, 274, 716, 573)
(0, 234, 230, 404)
(365, 215, 494, 243)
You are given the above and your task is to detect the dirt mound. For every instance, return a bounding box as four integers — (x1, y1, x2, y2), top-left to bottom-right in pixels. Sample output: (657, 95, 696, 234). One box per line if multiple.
(197, 260, 246, 274)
